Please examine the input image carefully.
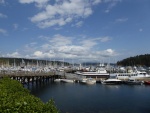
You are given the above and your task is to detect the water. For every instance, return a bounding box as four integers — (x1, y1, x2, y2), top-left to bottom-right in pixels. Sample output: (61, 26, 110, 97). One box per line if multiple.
(29, 82, 150, 113)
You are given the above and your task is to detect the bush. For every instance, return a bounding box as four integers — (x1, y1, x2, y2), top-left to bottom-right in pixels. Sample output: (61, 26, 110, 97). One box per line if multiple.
(0, 77, 59, 113)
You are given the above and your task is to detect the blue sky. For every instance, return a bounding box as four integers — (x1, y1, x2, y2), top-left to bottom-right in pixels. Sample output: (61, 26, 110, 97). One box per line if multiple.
(0, 0, 150, 63)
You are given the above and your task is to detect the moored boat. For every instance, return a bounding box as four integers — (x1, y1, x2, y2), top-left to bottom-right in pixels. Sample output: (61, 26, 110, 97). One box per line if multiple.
(125, 78, 143, 85)
(80, 78, 96, 85)
(116, 67, 150, 80)
(86, 78, 96, 85)
(144, 81, 150, 85)
(61, 79, 74, 83)
(75, 64, 109, 79)
(101, 75, 122, 85)
(54, 79, 61, 82)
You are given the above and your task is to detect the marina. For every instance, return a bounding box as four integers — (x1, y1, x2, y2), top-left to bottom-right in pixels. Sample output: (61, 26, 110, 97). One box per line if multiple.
(0, 60, 150, 113)
(1, 1, 150, 112)
(1, 61, 150, 85)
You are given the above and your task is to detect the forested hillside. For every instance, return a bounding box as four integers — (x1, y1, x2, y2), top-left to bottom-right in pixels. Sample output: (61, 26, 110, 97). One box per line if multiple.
(117, 54, 150, 67)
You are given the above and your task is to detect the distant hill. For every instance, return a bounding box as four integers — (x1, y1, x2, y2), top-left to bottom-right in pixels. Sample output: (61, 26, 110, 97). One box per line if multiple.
(117, 54, 150, 67)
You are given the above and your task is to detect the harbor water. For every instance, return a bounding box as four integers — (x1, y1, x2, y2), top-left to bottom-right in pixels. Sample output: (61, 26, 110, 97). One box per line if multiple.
(29, 81, 150, 113)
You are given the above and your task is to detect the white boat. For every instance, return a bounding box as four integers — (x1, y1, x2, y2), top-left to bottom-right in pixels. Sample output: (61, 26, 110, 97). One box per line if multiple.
(101, 75, 122, 85)
(76, 64, 109, 78)
(116, 66, 150, 79)
(116, 70, 150, 80)
(86, 78, 96, 85)
(61, 79, 74, 83)
(54, 79, 61, 82)
(125, 78, 143, 85)
(80, 78, 96, 85)
(80, 78, 87, 84)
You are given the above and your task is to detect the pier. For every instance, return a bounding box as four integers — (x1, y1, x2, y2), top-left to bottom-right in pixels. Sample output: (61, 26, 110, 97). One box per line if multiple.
(0, 71, 62, 85)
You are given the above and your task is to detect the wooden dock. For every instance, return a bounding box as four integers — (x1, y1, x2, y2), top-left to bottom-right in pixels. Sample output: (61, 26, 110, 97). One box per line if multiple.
(0, 71, 62, 85)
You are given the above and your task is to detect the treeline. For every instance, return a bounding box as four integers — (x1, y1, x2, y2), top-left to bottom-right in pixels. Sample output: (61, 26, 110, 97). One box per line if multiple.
(0, 57, 70, 66)
(0, 77, 59, 112)
(117, 54, 150, 67)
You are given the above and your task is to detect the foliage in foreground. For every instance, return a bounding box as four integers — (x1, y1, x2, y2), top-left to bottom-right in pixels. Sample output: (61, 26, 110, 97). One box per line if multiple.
(0, 77, 59, 113)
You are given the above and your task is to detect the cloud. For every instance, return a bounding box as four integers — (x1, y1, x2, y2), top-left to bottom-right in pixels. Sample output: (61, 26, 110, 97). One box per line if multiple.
(0, 0, 5, 4)
(29, 35, 115, 61)
(100, 37, 112, 42)
(33, 51, 43, 57)
(104, 0, 122, 13)
(49, 34, 72, 46)
(0, 28, 7, 35)
(24, 42, 38, 53)
(6, 52, 21, 58)
(115, 18, 128, 23)
(91, 37, 112, 42)
(19, 0, 101, 28)
(92, 0, 102, 5)
(4, 34, 117, 62)
(73, 21, 83, 27)
(139, 28, 143, 32)
(96, 49, 117, 57)
(0, 13, 7, 18)
(19, 0, 49, 8)
(13, 24, 19, 30)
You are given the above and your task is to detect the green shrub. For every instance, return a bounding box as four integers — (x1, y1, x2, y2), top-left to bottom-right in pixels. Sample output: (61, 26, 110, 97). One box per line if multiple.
(0, 77, 59, 113)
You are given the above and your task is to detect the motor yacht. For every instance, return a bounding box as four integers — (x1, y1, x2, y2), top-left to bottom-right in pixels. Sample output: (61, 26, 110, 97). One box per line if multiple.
(80, 78, 96, 85)
(125, 78, 143, 85)
(101, 74, 122, 85)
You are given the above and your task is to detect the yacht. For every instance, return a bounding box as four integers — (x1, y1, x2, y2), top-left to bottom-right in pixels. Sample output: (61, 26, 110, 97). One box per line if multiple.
(75, 64, 109, 79)
(125, 78, 143, 85)
(115, 67, 150, 80)
(144, 81, 150, 85)
(116, 71, 150, 80)
(61, 79, 74, 83)
(80, 78, 96, 85)
(54, 79, 74, 83)
(101, 74, 122, 85)
(54, 79, 61, 82)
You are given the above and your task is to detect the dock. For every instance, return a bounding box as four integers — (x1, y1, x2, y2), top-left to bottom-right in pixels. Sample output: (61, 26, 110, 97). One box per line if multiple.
(0, 71, 64, 85)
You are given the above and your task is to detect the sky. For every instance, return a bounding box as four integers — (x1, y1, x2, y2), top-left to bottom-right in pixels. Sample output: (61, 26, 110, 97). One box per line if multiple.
(0, 0, 150, 63)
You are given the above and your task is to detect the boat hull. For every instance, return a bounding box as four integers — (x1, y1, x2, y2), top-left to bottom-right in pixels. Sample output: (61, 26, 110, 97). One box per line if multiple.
(125, 81, 142, 85)
(101, 78, 122, 85)
(80, 78, 96, 85)
(144, 81, 150, 85)
(101, 81, 122, 85)
(61, 79, 74, 83)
